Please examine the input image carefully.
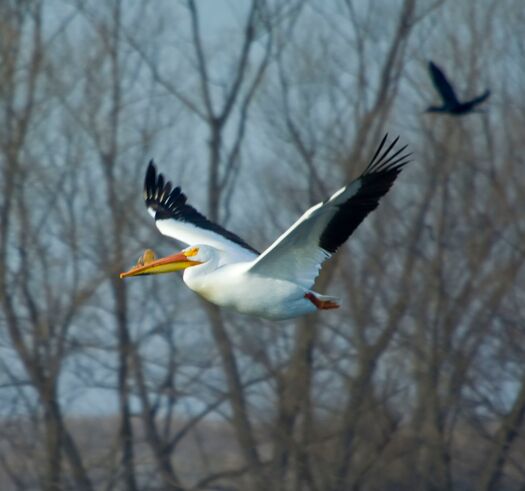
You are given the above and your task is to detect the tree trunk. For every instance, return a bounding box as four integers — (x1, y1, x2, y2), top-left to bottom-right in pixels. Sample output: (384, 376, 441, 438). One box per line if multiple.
(205, 304, 266, 491)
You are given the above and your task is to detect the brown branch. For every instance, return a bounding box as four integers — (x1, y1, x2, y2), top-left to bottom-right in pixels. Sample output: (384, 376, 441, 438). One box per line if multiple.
(187, 0, 215, 118)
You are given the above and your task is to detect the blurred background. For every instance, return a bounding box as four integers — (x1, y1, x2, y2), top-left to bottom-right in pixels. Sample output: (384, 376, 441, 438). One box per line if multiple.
(0, 0, 524, 490)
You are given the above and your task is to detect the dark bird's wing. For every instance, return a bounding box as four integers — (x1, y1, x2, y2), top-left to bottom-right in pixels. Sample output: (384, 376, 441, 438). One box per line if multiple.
(248, 135, 410, 289)
(428, 61, 459, 105)
(465, 89, 490, 108)
(144, 162, 259, 258)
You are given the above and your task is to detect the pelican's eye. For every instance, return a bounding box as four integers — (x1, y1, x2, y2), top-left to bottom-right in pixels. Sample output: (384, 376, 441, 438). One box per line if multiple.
(185, 247, 199, 257)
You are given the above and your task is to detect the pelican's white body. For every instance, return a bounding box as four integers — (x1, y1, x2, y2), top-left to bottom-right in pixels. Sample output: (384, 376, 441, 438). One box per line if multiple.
(183, 257, 317, 320)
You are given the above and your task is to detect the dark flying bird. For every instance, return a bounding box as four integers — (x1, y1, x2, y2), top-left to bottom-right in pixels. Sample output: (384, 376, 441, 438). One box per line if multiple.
(120, 135, 410, 320)
(426, 61, 490, 115)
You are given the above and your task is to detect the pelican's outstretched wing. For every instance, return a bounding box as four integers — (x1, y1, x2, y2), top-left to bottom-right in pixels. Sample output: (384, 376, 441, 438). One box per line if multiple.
(428, 61, 459, 105)
(144, 162, 258, 259)
(248, 135, 410, 289)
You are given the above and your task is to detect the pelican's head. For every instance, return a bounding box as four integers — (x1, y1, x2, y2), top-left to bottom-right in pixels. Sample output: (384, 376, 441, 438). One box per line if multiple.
(120, 246, 204, 279)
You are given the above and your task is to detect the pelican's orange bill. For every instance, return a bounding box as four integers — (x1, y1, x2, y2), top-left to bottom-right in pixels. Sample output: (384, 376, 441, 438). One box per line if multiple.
(120, 251, 200, 278)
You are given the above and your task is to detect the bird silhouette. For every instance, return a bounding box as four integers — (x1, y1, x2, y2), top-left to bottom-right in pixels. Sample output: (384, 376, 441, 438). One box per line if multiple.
(426, 61, 490, 115)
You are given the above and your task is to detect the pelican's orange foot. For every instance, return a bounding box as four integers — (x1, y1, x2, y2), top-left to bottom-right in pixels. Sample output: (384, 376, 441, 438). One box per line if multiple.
(304, 292, 340, 310)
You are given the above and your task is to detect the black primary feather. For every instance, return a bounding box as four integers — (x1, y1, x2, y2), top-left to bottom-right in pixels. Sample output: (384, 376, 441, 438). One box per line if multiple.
(319, 134, 410, 254)
(144, 161, 259, 254)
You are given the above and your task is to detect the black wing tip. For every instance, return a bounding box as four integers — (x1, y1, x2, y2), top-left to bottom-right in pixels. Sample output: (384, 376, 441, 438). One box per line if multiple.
(365, 134, 411, 175)
(319, 136, 410, 254)
(144, 160, 183, 217)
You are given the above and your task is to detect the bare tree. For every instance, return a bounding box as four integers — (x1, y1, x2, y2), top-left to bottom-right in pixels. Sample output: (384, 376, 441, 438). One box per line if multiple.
(0, 1, 524, 491)
(0, 2, 96, 489)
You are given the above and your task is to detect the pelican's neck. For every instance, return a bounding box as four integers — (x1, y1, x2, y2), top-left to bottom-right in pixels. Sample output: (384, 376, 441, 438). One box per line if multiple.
(182, 250, 221, 289)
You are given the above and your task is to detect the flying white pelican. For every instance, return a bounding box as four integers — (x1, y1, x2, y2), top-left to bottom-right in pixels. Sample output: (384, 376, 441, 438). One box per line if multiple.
(121, 135, 410, 320)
